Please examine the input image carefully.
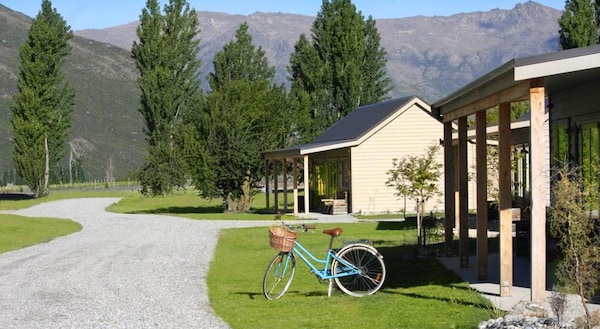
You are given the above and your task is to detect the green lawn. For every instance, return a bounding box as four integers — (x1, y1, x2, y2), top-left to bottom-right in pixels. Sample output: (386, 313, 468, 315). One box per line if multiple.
(107, 189, 297, 220)
(208, 221, 494, 328)
(0, 189, 496, 328)
(0, 214, 82, 253)
(0, 189, 137, 210)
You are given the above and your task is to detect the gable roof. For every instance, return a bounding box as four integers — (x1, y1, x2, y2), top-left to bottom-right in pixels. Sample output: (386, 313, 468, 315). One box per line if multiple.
(262, 96, 433, 158)
(313, 96, 415, 144)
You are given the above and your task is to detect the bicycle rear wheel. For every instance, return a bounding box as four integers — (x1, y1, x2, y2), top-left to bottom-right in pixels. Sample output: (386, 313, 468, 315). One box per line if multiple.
(263, 252, 296, 300)
(332, 245, 386, 297)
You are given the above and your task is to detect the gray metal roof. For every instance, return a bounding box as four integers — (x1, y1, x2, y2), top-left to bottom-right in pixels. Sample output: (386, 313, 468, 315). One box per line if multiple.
(311, 96, 415, 144)
(262, 96, 432, 158)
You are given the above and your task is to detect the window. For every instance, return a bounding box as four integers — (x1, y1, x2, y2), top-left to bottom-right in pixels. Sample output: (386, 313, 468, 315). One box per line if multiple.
(579, 123, 599, 211)
(550, 123, 569, 166)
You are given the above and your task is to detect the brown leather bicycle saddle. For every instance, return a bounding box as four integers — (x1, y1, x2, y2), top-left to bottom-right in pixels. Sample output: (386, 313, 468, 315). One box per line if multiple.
(322, 227, 343, 237)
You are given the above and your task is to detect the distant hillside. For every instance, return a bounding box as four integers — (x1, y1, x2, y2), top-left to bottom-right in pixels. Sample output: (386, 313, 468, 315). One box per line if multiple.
(0, 1, 561, 181)
(0, 4, 143, 181)
(77, 1, 561, 99)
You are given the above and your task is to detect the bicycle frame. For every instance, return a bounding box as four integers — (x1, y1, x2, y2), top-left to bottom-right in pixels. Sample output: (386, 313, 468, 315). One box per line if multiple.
(290, 240, 360, 280)
(264, 224, 386, 299)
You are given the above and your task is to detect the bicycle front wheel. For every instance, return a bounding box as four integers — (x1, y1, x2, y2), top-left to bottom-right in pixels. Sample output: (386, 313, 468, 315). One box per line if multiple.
(332, 245, 386, 297)
(263, 252, 296, 300)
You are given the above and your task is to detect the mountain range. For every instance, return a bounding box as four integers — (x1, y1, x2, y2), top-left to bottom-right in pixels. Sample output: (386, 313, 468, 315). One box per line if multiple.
(0, 1, 561, 180)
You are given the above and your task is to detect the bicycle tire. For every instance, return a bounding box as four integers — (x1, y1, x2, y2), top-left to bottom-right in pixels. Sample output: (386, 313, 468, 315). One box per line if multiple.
(263, 252, 296, 300)
(332, 245, 386, 297)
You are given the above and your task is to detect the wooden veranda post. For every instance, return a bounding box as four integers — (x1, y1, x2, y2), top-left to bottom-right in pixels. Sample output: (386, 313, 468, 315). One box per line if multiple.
(529, 85, 546, 301)
(444, 121, 455, 256)
(283, 158, 288, 213)
(293, 158, 299, 215)
(273, 158, 279, 213)
(303, 155, 310, 215)
(265, 159, 270, 210)
(458, 116, 469, 268)
(476, 110, 488, 280)
(498, 102, 513, 297)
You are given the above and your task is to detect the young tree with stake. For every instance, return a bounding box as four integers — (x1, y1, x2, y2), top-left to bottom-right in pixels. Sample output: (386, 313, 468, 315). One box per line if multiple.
(386, 144, 442, 245)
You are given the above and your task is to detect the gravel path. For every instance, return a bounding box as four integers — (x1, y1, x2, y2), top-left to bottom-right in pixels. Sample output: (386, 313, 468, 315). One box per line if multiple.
(0, 198, 285, 329)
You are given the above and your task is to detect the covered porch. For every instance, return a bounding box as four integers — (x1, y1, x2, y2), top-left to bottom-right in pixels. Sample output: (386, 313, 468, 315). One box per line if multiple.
(432, 45, 600, 302)
(262, 146, 350, 216)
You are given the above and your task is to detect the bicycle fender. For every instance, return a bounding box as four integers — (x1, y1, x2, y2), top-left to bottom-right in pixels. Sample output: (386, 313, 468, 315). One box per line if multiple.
(336, 243, 384, 259)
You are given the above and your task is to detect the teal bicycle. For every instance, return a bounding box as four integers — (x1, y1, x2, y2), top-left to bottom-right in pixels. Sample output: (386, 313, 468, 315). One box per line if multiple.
(263, 222, 386, 300)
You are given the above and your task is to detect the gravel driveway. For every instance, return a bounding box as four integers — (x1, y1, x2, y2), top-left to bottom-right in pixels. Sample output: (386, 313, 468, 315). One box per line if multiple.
(0, 198, 281, 329)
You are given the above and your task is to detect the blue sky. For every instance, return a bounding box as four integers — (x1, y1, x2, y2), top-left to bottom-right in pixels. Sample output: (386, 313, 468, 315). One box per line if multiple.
(2, 0, 566, 30)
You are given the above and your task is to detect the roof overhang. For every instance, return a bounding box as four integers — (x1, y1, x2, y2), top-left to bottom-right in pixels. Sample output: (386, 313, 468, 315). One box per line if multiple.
(515, 44, 600, 80)
(432, 44, 600, 122)
(261, 146, 302, 159)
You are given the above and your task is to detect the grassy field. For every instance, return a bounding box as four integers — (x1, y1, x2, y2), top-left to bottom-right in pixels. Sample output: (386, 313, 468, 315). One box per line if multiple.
(0, 214, 82, 253)
(0, 189, 137, 210)
(0, 188, 497, 328)
(207, 221, 494, 329)
(107, 189, 297, 220)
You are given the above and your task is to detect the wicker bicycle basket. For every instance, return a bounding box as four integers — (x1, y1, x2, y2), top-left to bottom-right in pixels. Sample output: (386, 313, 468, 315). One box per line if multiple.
(269, 226, 297, 252)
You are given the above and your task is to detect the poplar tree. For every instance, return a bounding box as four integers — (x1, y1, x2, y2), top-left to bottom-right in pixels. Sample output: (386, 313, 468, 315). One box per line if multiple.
(196, 22, 290, 212)
(289, 0, 392, 141)
(558, 0, 598, 49)
(131, 0, 202, 196)
(11, 0, 74, 197)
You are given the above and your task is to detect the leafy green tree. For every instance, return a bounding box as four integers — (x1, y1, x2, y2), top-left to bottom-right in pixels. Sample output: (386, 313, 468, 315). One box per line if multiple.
(289, 0, 392, 141)
(288, 34, 329, 143)
(195, 23, 290, 212)
(361, 16, 393, 105)
(558, 0, 598, 49)
(208, 23, 275, 90)
(11, 0, 74, 197)
(131, 0, 202, 196)
(386, 144, 442, 245)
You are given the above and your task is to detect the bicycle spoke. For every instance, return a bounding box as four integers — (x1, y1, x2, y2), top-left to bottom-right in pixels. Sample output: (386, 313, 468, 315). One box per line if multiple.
(332, 245, 386, 297)
(263, 252, 296, 300)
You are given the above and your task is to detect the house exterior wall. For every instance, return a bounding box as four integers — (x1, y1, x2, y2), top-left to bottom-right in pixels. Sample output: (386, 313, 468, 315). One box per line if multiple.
(547, 79, 600, 207)
(550, 79, 600, 122)
(350, 104, 446, 215)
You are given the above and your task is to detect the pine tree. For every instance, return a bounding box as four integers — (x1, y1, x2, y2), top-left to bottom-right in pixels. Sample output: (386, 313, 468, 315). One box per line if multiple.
(131, 0, 202, 196)
(289, 0, 392, 141)
(11, 0, 74, 197)
(558, 0, 598, 49)
(195, 22, 290, 212)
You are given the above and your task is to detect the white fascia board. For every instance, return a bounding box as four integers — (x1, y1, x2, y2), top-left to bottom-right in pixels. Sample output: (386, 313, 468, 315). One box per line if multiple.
(515, 53, 600, 81)
(300, 140, 356, 155)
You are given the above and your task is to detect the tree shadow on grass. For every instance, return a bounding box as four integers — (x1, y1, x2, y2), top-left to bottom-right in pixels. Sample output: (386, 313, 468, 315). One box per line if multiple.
(133, 206, 283, 215)
(376, 244, 490, 308)
(377, 244, 463, 289)
(375, 219, 415, 231)
(381, 289, 488, 308)
(235, 289, 330, 300)
(133, 205, 224, 214)
(0, 192, 36, 200)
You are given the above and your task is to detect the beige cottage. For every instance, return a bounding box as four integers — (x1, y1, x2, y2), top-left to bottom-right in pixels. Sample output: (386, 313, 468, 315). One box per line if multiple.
(263, 96, 470, 216)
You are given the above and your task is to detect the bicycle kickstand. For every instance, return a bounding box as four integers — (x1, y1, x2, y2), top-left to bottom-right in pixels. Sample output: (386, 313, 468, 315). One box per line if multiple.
(327, 279, 333, 298)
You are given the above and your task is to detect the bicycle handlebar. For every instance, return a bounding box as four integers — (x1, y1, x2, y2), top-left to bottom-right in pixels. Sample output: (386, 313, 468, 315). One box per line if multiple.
(276, 220, 316, 232)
